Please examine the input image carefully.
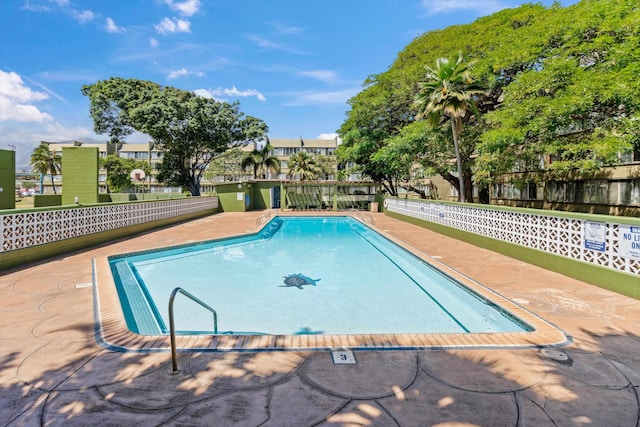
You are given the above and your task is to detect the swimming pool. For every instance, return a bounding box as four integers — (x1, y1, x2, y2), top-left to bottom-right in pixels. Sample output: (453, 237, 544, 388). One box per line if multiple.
(109, 216, 530, 335)
(94, 213, 567, 351)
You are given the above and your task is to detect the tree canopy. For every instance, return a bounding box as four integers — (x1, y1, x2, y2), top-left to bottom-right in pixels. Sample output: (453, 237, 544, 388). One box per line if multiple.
(338, 0, 640, 200)
(241, 142, 280, 179)
(203, 147, 247, 182)
(287, 151, 322, 181)
(414, 53, 486, 201)
(100, 154, 151, 193)
(82, 78, 268, 195)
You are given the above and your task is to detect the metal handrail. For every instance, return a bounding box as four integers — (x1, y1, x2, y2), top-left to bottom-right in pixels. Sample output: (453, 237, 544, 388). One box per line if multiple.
(256, 210, 275, 226)
(168, 287, 217, 373)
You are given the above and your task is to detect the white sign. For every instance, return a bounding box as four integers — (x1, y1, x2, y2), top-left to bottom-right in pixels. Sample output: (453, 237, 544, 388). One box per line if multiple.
(236, 192, 243, 201)
(619, 225, 640, 260)
(584, 221, 606, 252)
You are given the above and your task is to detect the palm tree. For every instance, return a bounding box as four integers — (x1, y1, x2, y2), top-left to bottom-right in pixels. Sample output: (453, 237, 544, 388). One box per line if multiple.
(30, 143, 62, 194)
(241, 143, 280, 179)
(413, 52, 485, 202)
(287, 151, 321, 181)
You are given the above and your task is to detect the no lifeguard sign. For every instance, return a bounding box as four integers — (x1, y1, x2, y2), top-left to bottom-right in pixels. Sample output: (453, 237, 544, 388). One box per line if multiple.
(619, 225, 640, 260)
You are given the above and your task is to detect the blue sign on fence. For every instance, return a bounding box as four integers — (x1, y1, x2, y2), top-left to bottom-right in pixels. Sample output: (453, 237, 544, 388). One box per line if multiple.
(584, 221, 606, 252)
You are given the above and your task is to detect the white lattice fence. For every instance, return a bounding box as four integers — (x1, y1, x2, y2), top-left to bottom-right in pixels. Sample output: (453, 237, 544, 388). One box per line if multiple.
(1, 197, 218, 253)
(385, 198, 640, 276)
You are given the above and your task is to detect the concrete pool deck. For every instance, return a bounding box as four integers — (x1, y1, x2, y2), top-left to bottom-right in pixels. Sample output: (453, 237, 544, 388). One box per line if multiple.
(1, 211, 639, 426)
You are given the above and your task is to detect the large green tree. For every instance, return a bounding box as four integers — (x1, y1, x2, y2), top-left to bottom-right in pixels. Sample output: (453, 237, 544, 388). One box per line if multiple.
(82, 78, 268, 196)
(476, 0, 639, 184)
(204, 147, 247, 182)
(339, 0, 639, 202)
(337, 71, 415, 196)
(30, 143, 61, 194)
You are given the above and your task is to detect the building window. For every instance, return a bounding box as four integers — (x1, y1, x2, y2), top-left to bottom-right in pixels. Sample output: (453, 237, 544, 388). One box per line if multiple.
(632, 180, 640, 205)
(546, 181, 574, 203)
(620, 145, 640, 164)
(584, 180, 608, 204)
(608, 180, 640, 206)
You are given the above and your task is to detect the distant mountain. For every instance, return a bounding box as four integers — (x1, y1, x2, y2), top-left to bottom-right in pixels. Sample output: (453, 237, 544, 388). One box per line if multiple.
(16, 152, 33, 173)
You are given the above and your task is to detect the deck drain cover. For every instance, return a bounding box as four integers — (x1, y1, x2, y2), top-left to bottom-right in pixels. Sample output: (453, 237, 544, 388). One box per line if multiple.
(541, 348, 570, 363)
(512, 298, 530, 305)
(332, 350, 357, 365)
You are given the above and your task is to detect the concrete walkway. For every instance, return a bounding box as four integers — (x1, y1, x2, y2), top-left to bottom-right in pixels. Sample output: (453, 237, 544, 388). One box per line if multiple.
(1, 212, 639, 426)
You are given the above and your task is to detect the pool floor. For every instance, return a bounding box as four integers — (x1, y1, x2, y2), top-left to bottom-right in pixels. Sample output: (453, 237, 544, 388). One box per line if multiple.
(94, 212, 567, 352)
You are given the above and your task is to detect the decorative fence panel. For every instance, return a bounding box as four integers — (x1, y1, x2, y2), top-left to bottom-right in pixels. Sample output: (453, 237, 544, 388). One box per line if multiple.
(1, 197, 218, 253)
(385, 198, 640, 276)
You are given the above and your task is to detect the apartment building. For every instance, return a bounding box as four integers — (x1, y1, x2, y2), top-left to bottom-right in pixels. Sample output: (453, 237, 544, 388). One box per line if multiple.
(41, 140, 181, 193)
(267, 137, 339, 179)
(41, 137, 344, 194)
(490, 149, 640, 216)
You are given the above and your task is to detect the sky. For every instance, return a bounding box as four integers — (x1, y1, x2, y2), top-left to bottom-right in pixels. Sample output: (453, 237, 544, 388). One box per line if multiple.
(1, 0, 579, 168)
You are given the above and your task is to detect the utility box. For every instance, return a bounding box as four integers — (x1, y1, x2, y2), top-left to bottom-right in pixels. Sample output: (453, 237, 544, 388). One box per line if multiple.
(370, 201, 379, 212)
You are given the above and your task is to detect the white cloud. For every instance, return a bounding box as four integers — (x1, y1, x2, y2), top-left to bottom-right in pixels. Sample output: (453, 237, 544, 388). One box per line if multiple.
(164, 0, 201, 17)
(245, 34, 284, 49)
(298, 70, 338, 84)
(105, 17, 125, 33)
(149, 37, 159, 48)
(2, 121, 95, 164)
(155, 17, 191, 35)
(72, 9, 94, 23)
(167, 68, 189, 80)
(317, 133, 339, 140)
(423, 0, 508, 14)
(283, 88, 359, 106)
(244, 34, 306, 55)
(0, 70, 52, 123)
(166, 68, 204, 80)
(194, 86, 266, 102)
(268, 22, 304, 35)
(25, 1, 96, 25)
(22, 2, 50, 12)
(41, 121, 94, 141)
(0, 70, 95, 159)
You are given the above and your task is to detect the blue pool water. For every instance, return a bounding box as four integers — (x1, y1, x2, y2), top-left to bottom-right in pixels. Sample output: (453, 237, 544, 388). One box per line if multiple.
(109, 216, 531, 336)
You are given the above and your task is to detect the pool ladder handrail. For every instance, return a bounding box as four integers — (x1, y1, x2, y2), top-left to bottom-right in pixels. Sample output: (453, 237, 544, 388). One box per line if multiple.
(352, 211, 376, 225)
(168, 287, 218, 373)
(256, 210, 275, 227)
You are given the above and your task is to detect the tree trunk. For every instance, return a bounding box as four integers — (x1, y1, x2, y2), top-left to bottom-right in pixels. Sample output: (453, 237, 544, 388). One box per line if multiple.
(451, 119, 466, 202)
(478, 187, 490, 204)
(187, 179, 200, 196)
(50, 174, 57, 195)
